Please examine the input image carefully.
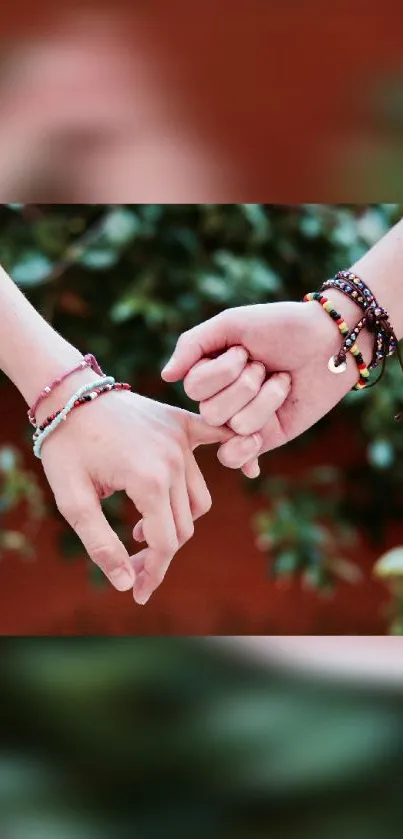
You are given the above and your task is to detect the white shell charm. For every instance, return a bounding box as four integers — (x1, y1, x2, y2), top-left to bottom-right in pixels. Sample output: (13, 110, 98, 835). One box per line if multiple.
(328, 355, 347, 374)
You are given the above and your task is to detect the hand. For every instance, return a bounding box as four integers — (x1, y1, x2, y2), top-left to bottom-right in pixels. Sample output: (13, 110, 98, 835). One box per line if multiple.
(40, 388, 234, 605)
(161, 298, 373, 469)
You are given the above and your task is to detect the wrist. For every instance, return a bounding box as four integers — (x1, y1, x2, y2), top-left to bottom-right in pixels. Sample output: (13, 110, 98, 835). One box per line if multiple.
(322, 287, 374, 367)
(303, 289, 374, 393)
(17, 339, 88, 408)
(33, 365, 104, 427)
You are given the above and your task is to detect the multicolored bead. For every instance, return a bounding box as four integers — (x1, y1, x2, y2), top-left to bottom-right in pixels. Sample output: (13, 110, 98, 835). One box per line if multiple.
(303, 291, 370, 389)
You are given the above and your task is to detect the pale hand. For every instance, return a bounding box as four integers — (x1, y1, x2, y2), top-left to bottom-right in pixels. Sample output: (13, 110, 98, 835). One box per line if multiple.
(40, 389, 237, 605)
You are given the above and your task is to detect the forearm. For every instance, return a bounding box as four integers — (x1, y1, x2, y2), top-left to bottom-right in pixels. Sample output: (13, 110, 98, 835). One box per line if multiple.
(0, 267, 98, 412)
(317, 218, 403, 367)
(352, 218, 403, 339)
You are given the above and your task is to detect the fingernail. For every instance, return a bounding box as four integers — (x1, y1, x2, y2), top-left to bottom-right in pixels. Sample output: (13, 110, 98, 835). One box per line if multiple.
(249, 462, 261, 478)
(235, 346, 248, 360)
(254, 361, 266, 373)
(162, 358, 174, 374)
(252, 433, 262, 448)
(277, 372, 291, 391)
(134, 590, 151, 606)
(108, 566, 134, 591)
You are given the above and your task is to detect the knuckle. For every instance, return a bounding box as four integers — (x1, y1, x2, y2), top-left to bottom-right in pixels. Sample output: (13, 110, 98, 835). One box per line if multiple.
(200, 401, 221, 427)
(217, 308, 233, 327)
(145, 472, 168, 497)
(166, 447, 183, 475)
(166, 539, 178, 557)
(55, 495, 81, 524)
(179, 522, 195, 543)
(155, 536, 178, 559)
(217, 446, 237, 469)
(183, 372, 198, 399)
(223, 355, 241, 378)
(199, 491, 212, 515)
(91, 543, 113, 567)
(177, 330, 193, 349)
(242, 372, 259, 396)
(229, 414, 247, 434)
(152, 566, 167, 586)
(204, 491, 213, 513)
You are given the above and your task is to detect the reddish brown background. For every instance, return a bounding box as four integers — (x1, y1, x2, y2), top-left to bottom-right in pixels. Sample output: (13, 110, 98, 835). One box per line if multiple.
(1, 0, 403, 199)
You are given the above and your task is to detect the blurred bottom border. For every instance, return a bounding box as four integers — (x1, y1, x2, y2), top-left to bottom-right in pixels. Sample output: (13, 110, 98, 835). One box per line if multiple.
(1, 636, 403, 839)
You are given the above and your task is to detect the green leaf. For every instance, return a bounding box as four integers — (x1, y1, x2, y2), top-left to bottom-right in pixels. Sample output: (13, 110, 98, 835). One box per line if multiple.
(197, 273, 230, 303)
(79, 248, 119, 270)
(273, 550, 300, 575)
(367, 439, 395, 469)
(102, 207, 140, 246)
(59, 529, 83, 560)
(90, 563, 107, 587)
(0, 446, 19, 472)
(33, 217, 70, 255)
(110, 297, 145, 323)
(12, 252, 53, 285)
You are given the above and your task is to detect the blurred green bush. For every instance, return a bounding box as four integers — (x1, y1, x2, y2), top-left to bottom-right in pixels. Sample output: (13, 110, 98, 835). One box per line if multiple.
(1, 638, 403, 839)
(2, 204, 403, 624)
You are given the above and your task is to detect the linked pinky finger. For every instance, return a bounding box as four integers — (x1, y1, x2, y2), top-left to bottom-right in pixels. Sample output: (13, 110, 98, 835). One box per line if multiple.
(241, 459, 261, 479)
(217, 433, 262, 470)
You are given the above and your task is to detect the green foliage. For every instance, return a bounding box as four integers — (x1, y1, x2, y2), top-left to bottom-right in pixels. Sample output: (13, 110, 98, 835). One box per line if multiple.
(1, 204, 403, 626)
(374, 547, 403, 634)
(0, 445, 45, 560)
(254, 467, 361, 593)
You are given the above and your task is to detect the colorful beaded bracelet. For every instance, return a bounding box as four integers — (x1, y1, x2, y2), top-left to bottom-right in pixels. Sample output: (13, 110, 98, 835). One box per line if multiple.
(321, 271, 397, 369)
(33, 376, 115, 459)
(33, 382, 132, 440)
(303, 291, 370, 390)
(28, 353, 105, 428)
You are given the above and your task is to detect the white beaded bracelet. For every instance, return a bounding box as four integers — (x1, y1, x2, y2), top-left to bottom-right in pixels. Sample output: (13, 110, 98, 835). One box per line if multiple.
(33, 376, 115, 459)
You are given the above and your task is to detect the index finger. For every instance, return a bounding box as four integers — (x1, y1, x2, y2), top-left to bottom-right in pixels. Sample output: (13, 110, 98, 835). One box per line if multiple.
(126, 484, 178, 606)
(54, 483, 135, 592)
(184, 346, 249, 401)
(161, 310, 240, 382)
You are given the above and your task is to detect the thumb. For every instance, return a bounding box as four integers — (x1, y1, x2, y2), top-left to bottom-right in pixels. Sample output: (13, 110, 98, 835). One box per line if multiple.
(161, 310, 238, 382)
(185, 411, 234, 450)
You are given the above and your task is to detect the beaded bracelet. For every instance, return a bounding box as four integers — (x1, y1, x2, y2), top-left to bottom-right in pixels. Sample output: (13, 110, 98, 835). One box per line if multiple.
(304, 270, 403, 415)
(33, 382, 132, 440)
(303, 291, 370, 390)
(321, 271, 397, 369)
(28, 353, 105, 427)
(33, 377, 115, 459)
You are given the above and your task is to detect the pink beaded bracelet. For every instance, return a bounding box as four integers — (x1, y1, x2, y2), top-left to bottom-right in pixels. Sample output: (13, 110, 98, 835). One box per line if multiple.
(28, 353, 105, 427)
